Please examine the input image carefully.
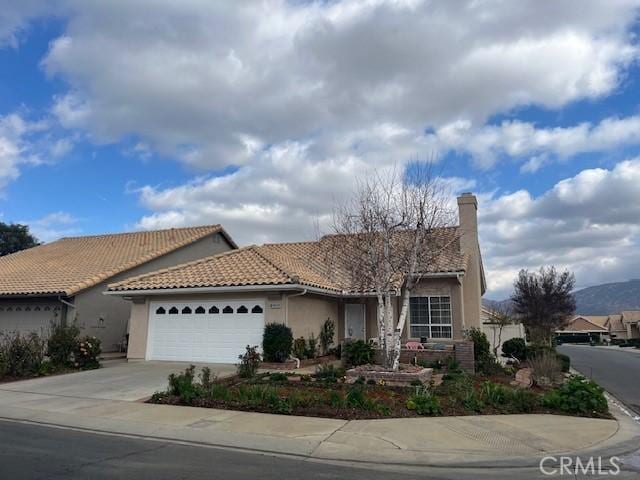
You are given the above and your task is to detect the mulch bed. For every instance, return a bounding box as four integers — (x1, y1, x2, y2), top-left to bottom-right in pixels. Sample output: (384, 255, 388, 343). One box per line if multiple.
(148, 372, 611, 420)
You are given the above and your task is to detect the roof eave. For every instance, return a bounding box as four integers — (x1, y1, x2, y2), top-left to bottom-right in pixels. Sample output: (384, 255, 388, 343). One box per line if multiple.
(104, 283, 344, 298)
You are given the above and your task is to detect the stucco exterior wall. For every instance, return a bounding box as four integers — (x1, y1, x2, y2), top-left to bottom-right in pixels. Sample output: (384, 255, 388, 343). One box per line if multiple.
(286, 294, 339, 343)
(67, 232, 233, 352)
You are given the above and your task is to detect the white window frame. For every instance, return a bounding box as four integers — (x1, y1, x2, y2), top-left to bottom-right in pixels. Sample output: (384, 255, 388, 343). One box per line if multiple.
(409, 295, 452, 339)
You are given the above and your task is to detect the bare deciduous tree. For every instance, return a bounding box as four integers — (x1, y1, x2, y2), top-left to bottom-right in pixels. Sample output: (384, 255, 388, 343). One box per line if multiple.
(329, 165, 456, 370)
(484, 303, 514, 357)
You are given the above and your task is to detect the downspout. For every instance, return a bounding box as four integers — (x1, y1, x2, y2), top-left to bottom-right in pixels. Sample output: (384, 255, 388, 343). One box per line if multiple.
(456, 273, 466, 334)
(58, 296, 76, 326)
(284, 288, 308, 326)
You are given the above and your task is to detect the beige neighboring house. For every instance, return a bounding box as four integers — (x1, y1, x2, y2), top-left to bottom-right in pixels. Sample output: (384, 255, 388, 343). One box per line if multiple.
(620, 311, 640, 339)
(557, 311, 640, 342)
(0, 226, 236, 351)
(107, 194, 486, 364)
(481, 307, 525, 355)
(556, 315, 610, 342)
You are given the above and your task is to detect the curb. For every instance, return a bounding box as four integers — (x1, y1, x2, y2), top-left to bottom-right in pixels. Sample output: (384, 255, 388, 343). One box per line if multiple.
(1, 412, 637, 471)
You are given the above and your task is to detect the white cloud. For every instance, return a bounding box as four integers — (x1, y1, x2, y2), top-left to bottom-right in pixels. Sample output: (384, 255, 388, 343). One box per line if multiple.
(479, 159, 640, 298)
(425, 115, 640, 169)
(22, 211, 81, 242)
(0, 1, 58, 48)
(135, 139, 473, 245)
(0, 113, 44, 192)
(37, 0, 638, 171)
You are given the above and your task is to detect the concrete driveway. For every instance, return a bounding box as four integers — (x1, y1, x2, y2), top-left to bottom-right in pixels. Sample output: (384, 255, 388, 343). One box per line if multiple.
(0, 361, 236, 402)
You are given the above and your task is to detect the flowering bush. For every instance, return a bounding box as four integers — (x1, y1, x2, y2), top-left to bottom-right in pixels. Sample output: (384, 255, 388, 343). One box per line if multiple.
(47, 322, 81, 367)
(73, 336, 101, 370)
(237, 345, 261, 378)
(0, 331, 45, 378)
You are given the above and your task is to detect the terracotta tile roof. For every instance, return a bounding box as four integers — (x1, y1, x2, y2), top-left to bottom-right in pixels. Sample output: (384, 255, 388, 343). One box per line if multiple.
(561, 316, 609, 332)
(108, 227, 467, 294)
(606, 314, 625, 332)
(0, 225, 229, 296)
(621, 310, 640, 323)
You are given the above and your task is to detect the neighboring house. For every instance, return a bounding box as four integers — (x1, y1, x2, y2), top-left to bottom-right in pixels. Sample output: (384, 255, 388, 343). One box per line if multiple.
(107, 194, 486, 364)
(556, 311, 640, 342)
(0, 226, 236, 351)
(481, 307, 525, 355)
(556, 315, 609, 343)
(621, 311, 640, 339)
(606, 314, 627, 340)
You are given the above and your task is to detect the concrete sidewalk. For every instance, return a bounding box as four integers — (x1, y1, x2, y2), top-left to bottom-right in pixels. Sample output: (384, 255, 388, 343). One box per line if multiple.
(0, 384, 638, 469)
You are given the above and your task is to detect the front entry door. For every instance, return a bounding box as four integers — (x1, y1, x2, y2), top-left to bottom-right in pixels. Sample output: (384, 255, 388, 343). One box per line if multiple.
(345, 304, 365, 340)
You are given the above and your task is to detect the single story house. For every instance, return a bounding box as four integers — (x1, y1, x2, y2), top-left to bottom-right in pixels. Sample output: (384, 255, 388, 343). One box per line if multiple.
(556, 315, 609, 343)
(621, 311, 640, 339)
(107, 193, 486, 364)
(556, 311, 640, 343)
(481, 307, 525, 355)
(0, 225, 236, 351)
(606, 314, 627, 340)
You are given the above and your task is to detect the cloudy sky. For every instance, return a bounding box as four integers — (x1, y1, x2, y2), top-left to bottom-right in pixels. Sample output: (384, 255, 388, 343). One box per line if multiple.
(1, 0, 639, 299)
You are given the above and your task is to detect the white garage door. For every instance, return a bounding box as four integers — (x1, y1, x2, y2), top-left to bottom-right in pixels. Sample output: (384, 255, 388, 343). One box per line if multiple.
(147, 300, 265, 363)
(0, 303, 61, 337)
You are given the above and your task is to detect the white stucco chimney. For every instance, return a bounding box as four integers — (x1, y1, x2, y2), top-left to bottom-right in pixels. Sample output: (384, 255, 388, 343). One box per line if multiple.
(457, 192, 478, 253)
(456, 192, 483, 330)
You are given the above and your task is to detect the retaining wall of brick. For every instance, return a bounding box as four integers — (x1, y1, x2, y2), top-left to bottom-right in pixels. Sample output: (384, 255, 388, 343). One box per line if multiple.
(375, 340, 475, 374)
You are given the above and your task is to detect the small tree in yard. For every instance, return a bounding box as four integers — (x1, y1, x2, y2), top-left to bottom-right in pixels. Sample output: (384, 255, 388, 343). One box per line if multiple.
(486, 304, 514, 357)
(330, 165, 455, 370)
(511, 266, 576, 346)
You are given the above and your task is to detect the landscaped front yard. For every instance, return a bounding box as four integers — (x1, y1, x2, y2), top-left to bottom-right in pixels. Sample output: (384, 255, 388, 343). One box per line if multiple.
(0, 324, 101, 383)
(149, 362, 612, 420)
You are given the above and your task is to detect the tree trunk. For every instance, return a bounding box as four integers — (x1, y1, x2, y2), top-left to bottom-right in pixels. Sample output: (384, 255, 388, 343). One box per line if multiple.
(391, 287, 412, 370)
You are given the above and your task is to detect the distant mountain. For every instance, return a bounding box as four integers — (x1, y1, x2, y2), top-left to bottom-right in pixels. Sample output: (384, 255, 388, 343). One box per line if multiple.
(573, 279, 640, 315)
(484, 279, 640, 316)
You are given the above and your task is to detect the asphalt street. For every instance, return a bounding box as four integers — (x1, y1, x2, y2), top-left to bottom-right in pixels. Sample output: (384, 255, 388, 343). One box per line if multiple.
(0, 420, 447, 480)
(558, 345, 640, 415)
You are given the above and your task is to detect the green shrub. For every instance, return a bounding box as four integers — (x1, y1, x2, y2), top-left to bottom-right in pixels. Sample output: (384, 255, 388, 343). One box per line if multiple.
(556, 353, 571, 373)
(306, 333, 318, 359)
(315, 363, 345, 383)
(542, 376, 608, 415)
(468, 328, 502, 375)
(469, 327, 491, 360)
(319, 319, 335, 355)
(407, 390, 442, 415)
(237, 345, 261, 378)
(446, 357, 461, 372)
(329, 390, 346, 409)
(268, 372, 289, 383)
(73, 336, 101, 370)
(0, 331, 45, 377)
(168, 365, 200, 403)
(46, 322, 80, 367)
(292, 337, 307, 359)
(344, 385, 384, 412)
(262, 323, 293, 362)
(480, 380, 510, 408)
(344, 340, 374, 367)
(509, 388, 539, 413)
(502, 338, 527, 361)
(199, 366, 217, 391)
